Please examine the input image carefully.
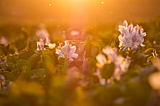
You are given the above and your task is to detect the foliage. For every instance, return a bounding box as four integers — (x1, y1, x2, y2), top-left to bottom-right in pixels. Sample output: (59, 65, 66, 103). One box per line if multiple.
(0, 18, 160, 106)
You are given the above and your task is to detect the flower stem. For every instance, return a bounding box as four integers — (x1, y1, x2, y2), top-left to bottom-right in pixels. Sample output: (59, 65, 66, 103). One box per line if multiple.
(65, 55, 68, 67)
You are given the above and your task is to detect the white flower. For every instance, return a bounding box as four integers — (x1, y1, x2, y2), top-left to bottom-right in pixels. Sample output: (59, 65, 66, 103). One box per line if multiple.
(48, 43, 56, 49)
(56, 40, 78, 62)
(118, 20, 146, 51)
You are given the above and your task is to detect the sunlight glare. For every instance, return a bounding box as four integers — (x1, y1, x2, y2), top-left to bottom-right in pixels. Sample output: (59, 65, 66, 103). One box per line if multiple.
(101, 2, 104, 4)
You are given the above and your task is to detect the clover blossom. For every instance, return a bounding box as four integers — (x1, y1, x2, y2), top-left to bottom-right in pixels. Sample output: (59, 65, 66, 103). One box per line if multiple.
(36, 28, 56, 50)
(95, 46, 131, 84)
(56, 40, 78, 62)
(118, 20, 146, 51)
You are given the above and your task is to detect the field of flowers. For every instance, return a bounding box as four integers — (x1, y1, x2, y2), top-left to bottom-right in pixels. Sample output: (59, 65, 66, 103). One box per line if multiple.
(0, 18, 160, 106)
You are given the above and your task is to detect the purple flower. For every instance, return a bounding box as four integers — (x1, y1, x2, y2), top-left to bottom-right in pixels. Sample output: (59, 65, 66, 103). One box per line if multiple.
(56, 40, 78, 62)
(118, 20, 146, 51)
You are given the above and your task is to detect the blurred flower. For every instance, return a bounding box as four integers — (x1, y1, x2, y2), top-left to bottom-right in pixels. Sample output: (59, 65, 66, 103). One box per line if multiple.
(113, 56, 131, 80)
(37, 41, 44, 51)
(36, 27, 56, 50)
(48, 43, 56, 49)
(67, 67, 81, 78)
(96, 53, 107, 67)
(0, 36, 9, 46)
(56, 40, 78, 62)
(118, 20, 146, 51)
(94, 68, 106, 85)
(95, 46, 131, 84)
(71, 30, 80, 36)
(148, 72, 160, 90)
(0, 75, 5, 92)
(70, 30, 80, 40)
(5, 81, 12, 91)
(0, 57, 5, 63)
(36, 28, 49, 39)
(102, 46, 118, 62)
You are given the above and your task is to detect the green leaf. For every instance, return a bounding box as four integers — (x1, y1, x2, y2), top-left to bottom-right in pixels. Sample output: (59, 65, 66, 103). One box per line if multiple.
(88, 57, 97, 68)
(131, 52, 148, 60)
(90, 39, 102, 49)
(0, 44, 9, 55)
(29, 53, 39, 69)
(0, 49, 5, 56)
(8, 62, 18, 72)
(82, 35, 93, 48)
(91, 45, 99, 58)
(42, 55, 55, 87)
(12, 69, 19, 77)
(16, 59, 31, 73)
(0, 61, 7, 70)
(100, 63, 115, 80)
(42, 55, 55, 74)
(19, 49, 35, 60)
(7, 54, 19, 63)
(39, 49, 55, 65)
(32, 68, 46, 77)
(28, 39, 37, 50)
(0, 71, 16, 81)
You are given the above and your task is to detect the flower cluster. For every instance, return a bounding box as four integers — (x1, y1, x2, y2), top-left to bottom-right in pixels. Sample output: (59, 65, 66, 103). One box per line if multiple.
(56, 40, 78, 62)
(118, 20, 146, 51)
(36, 28, 56, 50)
(95, 46, 131, 85)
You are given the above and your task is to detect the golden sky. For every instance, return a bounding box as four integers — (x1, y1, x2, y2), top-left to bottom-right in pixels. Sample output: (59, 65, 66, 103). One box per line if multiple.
(0, 0, 160, 27)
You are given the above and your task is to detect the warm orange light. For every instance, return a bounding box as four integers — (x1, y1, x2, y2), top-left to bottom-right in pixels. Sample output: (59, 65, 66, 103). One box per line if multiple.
(49, 3, 51, 6)
(2, 0, 159, 26)
(101, 2, 104, 4)
(153, 41, 156, 44)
